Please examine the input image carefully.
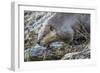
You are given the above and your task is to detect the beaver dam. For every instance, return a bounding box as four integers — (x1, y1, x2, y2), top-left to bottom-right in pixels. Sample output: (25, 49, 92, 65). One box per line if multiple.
(24, 11, 90, 62)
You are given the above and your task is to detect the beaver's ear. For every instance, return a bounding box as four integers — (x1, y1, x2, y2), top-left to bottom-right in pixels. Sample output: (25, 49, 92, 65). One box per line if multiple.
(50, 26, 54, 31)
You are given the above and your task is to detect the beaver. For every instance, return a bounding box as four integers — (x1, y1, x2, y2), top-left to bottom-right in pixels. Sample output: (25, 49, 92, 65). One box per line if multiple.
(37, 13, 90, 47)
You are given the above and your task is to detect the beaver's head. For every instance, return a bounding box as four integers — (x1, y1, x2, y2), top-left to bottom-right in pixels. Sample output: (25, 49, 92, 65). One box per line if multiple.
(37, 24, 60, 47)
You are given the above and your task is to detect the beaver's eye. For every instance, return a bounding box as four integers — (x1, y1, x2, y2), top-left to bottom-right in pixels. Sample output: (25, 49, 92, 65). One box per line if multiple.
(42, 33, 46, 37)
(50, 26, 53, 31)
(42, 34, 45, 37)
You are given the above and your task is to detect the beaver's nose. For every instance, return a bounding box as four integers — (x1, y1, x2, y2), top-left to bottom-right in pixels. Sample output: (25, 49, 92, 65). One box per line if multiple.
(37, 40, 46, 47)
